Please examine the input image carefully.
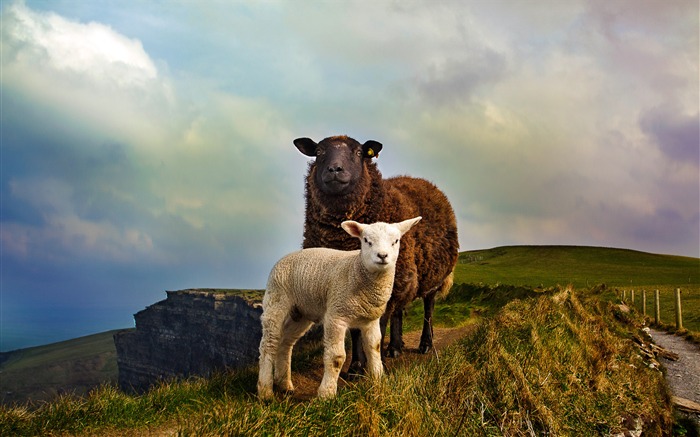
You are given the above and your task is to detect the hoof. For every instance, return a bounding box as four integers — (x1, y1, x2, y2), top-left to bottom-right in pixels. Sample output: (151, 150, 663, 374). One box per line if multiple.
(385, 347, 401, 359)
(257, 385, 274, 400)
(347, 361, 365, 380)
(258, 392, 274, 401)
(418, 343, 433, 354)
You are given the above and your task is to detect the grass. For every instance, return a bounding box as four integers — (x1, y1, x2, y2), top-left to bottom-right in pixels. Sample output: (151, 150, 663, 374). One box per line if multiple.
(2, 246, 697, 435)
(456, 245, 698, 289)
(177, 288, 265, 303)
(403, 282, 546, 333)
(618, 286, 700, 335)
(0, 287, 674, 436)
(1, 331, 120, 370)
(455, 246, 699, 334)
(0, 330, 122, 405)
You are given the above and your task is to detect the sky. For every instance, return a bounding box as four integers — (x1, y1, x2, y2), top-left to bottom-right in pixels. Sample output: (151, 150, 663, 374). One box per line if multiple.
(1, 0, 698, 351)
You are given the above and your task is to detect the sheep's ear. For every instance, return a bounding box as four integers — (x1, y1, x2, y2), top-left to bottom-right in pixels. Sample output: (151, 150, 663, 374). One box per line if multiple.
(294, 138, 318, 157)
(362, 140, 383, 159)
(396, 216, 422, 236)
(341, 220, 365, 238)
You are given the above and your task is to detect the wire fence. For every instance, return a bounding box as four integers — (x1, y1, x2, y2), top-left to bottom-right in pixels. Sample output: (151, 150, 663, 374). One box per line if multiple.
(618, 288, 685, 330)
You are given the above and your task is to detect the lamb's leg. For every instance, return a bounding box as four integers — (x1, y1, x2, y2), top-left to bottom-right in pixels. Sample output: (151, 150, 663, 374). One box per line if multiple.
(361, 320, 383, 380)
(386, 310, 404, 358)
(274, 315, 313, 393)
(418, 295, 435, 354)
(257, 312, 281, 400)
(347, 328, 366, 378)
(318, 321, 347, 399)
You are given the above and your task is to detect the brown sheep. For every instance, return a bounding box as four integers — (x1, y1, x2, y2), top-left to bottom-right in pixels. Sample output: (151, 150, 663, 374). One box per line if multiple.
(293, 135, 459, 375)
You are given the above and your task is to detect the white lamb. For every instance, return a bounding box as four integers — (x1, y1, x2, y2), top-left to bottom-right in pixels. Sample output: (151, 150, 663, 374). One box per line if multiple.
(257, 216, 422, 399)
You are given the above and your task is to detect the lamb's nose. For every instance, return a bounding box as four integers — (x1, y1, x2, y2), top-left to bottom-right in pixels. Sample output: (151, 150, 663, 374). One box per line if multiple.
(377, 253, 388, 261)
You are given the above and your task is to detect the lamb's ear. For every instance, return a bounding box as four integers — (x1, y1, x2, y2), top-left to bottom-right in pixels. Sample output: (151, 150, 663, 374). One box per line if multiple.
(341, 220, 365, 238)
(294, 138, 318, 157)
(396, 216, 422, 236)
(362, 140, 383, 159)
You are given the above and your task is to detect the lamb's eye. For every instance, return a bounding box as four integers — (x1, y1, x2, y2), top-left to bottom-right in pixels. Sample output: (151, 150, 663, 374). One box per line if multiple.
(316, 149, 324, 156)
(356, 150, 362, 157)
(364, 237, 372, 246)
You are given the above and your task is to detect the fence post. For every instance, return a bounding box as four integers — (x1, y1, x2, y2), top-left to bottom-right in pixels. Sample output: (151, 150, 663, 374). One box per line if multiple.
(654, 290, 660, 324)
(623, 290, 627, 302)
(642, 290, 647, 317)
(631, 289, 635, 307)
(674, 288, 683, 330)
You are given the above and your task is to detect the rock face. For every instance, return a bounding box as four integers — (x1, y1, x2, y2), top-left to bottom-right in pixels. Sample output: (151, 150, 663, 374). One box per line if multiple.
(114, 289, 263, 393)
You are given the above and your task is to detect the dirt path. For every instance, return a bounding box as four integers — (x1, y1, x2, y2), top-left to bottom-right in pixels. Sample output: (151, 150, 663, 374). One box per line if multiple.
(647, 328, 700, 426)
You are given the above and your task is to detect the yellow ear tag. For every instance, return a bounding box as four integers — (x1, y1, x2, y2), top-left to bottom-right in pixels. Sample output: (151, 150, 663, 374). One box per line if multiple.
(367, 148, 374, 157)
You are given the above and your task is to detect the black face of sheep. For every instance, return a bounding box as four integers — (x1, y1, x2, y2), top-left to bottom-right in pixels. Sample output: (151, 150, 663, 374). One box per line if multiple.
(294, 136, 383, 196)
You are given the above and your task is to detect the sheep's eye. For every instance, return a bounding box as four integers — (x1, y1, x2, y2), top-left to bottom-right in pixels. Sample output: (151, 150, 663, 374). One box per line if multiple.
(394, 239, 399, 245)
(364, 237, 372, 246)
(356, 150, 362, 157)
(316, 148, 324, 156)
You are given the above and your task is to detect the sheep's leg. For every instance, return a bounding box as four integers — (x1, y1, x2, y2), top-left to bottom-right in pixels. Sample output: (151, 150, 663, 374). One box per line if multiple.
(347, 328, 366, 378)
(386, 310, 404, 358)
(379, 311, 390, 355)
(418, 296, 435, 354)
(360, 320, 383, 380)
(318, 321, 347, 399)
(274, 315, 313, 393)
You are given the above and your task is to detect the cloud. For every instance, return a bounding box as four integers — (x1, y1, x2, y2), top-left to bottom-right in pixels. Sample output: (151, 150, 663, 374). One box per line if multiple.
(1, 2, 175, 150)
(3, 2, 157, 88)
(1, 1, 305, 285)
(1, 0, 699, 349)
(640, 105, 700, 164)
(3, 177, 156, 263)
(373, 0, 699, 258)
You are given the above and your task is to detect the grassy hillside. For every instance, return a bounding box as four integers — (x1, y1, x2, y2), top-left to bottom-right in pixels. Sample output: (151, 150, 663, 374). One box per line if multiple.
(452, 245, 699, 333)
(1, 245, 696, 435)
(2, 246, 697, 408)
(455, 245, 698, 289)
(0, 330, 124, 405)
(0, 287, 674, 436)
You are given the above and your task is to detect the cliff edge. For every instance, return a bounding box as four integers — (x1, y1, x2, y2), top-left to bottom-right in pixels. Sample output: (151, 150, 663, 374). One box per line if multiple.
(114, 289, 263, 393)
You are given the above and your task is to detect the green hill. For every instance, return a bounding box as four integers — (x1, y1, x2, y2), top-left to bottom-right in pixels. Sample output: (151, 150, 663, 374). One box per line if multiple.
(455, 245, 698, 289)
(0, 330, 125, 405)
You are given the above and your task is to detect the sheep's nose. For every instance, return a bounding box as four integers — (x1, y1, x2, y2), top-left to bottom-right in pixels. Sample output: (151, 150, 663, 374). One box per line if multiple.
(377, 253, 388, 261)
(327, 165, 344, 173)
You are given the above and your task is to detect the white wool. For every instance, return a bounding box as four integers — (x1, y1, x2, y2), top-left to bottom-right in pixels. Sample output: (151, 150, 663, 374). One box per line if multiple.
(257, 217, 420, 399)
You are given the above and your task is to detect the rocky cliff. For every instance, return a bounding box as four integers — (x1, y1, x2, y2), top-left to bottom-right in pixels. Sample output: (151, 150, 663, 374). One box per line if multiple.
(114, 289, 264, 393)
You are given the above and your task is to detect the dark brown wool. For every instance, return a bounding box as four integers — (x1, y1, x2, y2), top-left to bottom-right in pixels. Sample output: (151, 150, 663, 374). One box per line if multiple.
(296, 135, 459, 366)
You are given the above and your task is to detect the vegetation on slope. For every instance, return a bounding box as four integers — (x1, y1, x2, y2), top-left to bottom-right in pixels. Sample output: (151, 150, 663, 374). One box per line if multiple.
(456, 245, 698, 289)
(0, 286, 674, 436)
(454, 245, 699, 333)
(0, 330, 121, 405)
(2, 246, 696, 434)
